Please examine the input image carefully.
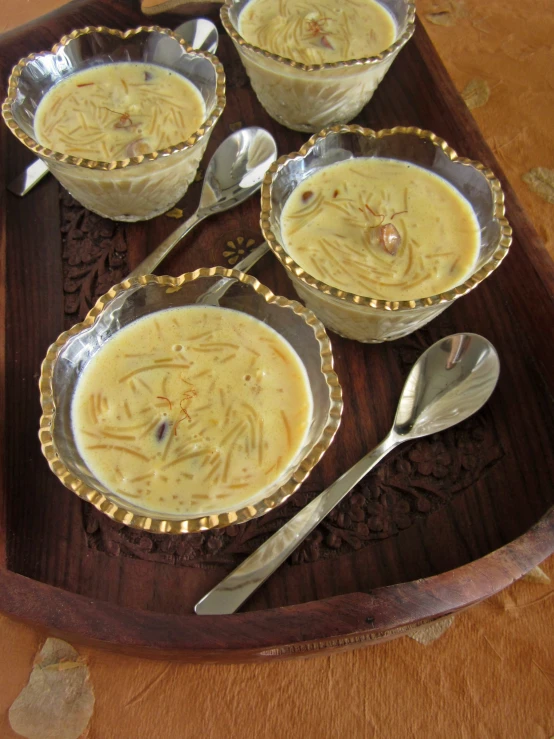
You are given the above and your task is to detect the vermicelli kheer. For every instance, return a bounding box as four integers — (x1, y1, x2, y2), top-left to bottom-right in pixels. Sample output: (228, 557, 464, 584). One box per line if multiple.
(71, 306, 313, 517)
(34, 62, 206, 161)
(280, 157, 480, 300)
(238, 0, 397, 65)
(223, 0, 409, 132)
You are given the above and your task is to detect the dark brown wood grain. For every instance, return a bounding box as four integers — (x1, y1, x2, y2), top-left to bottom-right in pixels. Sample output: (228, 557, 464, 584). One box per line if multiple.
(0, 0, 553, 660)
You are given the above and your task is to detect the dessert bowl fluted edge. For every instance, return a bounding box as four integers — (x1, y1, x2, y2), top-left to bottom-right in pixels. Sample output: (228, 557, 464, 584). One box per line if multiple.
(260, 124, 512, 314)
(38, 268, 343, 534)
(1, 26, 226, 172)
(221, 0, 416, 73)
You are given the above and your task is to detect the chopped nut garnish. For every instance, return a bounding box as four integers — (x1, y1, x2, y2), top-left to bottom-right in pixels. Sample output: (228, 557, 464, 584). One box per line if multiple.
(126, 138, 150, 157)
(380, 223, 402, 255)
(368, 223, 402, 256)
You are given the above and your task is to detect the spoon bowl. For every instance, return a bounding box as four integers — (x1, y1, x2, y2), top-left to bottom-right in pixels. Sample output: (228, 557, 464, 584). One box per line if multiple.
(197, 126, 279, 210)
(195, 332, 500, 615)
(127, 127, 277, 278)
(174, 18, 219, 55)
(394, 333, 500, 439)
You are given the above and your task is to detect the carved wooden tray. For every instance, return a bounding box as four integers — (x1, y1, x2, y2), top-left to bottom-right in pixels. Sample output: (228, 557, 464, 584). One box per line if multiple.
(1, 0, 553, 662)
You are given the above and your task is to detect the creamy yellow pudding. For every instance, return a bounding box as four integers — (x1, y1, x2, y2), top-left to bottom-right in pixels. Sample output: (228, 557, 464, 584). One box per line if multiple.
(280, 158, 480, 300)
(224, 0, 410, 132)
(71, 306, 313, 517)
(238, 0, 397, 65)
(35, 62, 206, 162)
(23, 43, 223, 223)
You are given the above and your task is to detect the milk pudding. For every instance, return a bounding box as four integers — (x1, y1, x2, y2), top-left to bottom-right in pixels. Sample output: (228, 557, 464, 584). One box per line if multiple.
(11, 31, 225, 222)
(223, 0, 412, 131)
(34, 62, 206, 162)
(71, 306, 313, 517)
(280, 157, 480, 300)
(238, 0, 397, 65)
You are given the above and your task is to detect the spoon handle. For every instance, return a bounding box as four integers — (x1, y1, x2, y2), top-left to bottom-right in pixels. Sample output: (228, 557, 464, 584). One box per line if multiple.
(197, 242, 270, 306)
(195, 432, 399, 616)
(126, 210, 204, 279)
(7, 158, 50, 197)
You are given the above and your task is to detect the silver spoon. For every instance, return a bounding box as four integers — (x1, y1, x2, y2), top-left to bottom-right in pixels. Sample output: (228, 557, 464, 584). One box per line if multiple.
(7, 18, 219, 197)
(127, 127, 277, 278)
(196, 241, 270, 306)
(195, 333, 500, 616)
(174, 18, 219, 54)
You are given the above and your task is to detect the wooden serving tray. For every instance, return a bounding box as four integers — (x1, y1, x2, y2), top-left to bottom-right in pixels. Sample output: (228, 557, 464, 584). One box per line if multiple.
(1, 0, 553, 662)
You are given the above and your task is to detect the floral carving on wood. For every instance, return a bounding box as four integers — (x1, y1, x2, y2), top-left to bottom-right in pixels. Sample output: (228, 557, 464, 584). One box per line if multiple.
(222, 234, 258, 264)
(393, 311, 457, 370)
(61, 191, 129, 326)
(61, 186, 262, 323)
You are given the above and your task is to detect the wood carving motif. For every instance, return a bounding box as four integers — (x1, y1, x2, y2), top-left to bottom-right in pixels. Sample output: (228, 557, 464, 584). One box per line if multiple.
(84, 408, 504, 567)
(393, 311, 457, 369)
(61, 190, 262, 324)
(61, 191, 129, 328)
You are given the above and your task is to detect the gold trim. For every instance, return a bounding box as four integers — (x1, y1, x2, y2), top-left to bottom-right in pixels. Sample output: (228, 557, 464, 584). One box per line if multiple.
(1, 26, 226, 172)
(221, 0, 415, 72)
(38, 268, 343, 534)
(260, 125, 513, 312)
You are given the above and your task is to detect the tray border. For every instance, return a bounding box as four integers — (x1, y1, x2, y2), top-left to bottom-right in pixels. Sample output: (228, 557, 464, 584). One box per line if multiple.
(0, 507, 552, 660)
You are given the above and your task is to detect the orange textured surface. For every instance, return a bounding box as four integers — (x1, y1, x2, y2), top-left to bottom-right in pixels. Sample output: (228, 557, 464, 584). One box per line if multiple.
(418, 0, 554, 255)
(1, 1, 553, 738)
(1, 563, 553, 738)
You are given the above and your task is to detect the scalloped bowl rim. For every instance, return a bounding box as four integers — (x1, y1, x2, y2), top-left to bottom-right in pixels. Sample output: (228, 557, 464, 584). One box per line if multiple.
(260, 125, 513, 312)
(38, 268, 344, 534)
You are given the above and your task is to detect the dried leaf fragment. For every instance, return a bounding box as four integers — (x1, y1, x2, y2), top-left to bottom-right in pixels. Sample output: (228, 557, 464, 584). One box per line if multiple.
(409, 614, 456, 645)
(523, 566, 552, 584)
(522, 167, 554, 204)
(462, 78, 490, 110)
(425, 0, 466, 26)
(43, 661, 83, 672)
(165, 207, 183, 219)
(9, 638, 95, 739)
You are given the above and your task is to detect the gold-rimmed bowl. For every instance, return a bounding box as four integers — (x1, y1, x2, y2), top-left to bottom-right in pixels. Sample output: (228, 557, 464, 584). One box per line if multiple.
(2, 26, 226, 222)
(38, 268, 343, 534)
(221, 0, 415, 132)
(261, 125, 513, 342)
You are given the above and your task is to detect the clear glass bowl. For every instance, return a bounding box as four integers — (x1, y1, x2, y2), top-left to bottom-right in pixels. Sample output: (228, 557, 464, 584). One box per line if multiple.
(2, 27, 226, 222)
(221, 0, 415, 133)
(38, 269, 343, 533)
(260, 125, 513, 342)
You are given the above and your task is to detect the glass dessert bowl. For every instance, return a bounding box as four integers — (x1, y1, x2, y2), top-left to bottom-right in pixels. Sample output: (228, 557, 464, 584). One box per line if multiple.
(2, 26, 226, 222)
(221, 0, 415, 132)
(38, 269, 343, 534)
(260, 125, 512, 343)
